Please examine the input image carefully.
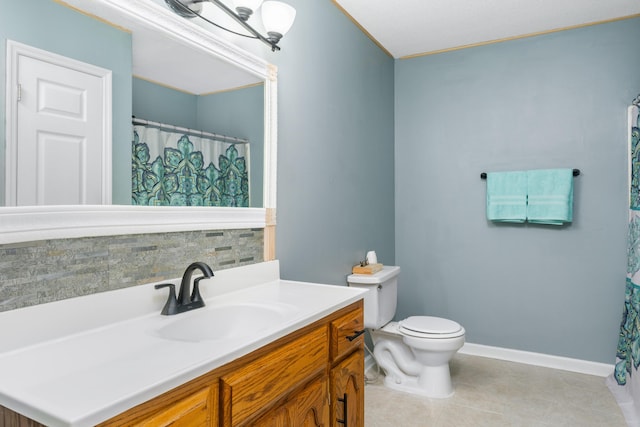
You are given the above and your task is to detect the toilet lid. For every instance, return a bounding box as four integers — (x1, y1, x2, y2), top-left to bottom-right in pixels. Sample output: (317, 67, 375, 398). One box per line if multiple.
(398, 316, 464, 338)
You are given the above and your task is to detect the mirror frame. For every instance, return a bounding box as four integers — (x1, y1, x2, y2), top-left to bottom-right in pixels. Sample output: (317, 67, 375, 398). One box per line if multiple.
(0, 0, 278, 257)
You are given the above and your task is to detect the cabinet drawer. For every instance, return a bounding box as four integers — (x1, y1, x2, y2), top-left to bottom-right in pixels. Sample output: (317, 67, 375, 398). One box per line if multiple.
(330, 306, 364, 362)
(131, 387, 211, 427)
(221, 326, 328, 426)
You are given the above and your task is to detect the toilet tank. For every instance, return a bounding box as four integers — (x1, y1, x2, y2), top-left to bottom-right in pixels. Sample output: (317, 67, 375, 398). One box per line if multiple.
(347, 265, 400, 329)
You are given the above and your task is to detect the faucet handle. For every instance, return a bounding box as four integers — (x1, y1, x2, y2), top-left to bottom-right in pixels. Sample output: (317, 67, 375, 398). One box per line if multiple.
(155, 283, 179, 316)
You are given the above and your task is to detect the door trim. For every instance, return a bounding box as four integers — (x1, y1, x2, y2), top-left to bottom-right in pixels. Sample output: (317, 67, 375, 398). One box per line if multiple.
(5, 39, 113, 205)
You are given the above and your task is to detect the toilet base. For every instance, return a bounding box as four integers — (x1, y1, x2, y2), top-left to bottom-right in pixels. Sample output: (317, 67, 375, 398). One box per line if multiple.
(381, 364, 454, 398)
(371, 322, 463, 399)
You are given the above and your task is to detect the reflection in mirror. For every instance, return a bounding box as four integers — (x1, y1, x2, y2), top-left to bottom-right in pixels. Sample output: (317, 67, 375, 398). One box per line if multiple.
(1, 0, 265, 208)
(131, 77, 263, 207)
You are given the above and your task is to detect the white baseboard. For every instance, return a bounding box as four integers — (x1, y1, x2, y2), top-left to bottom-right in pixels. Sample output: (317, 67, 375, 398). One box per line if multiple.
(364, 343, 614, 378)
(459, 342, 614, 377)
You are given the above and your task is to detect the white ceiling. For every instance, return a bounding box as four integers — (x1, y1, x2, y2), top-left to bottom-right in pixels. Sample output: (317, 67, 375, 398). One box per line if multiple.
(333, 0, 640, 59)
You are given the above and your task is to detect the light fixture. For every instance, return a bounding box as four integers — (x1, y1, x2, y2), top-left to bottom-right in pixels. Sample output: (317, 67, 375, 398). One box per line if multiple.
(231, 0, 262, 20)
(164, 0, 296, 51)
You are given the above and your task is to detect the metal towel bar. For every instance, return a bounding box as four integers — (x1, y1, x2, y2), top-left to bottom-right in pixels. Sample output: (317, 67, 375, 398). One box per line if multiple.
(480, 169, 580, 180)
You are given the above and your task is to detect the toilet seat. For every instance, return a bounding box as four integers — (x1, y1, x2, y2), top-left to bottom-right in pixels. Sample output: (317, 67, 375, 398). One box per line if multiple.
(398, 316, 465, 339)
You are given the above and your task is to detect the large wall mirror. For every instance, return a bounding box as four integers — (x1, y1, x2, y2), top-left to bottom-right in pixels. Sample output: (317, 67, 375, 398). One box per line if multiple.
(0, 0, 277, 245)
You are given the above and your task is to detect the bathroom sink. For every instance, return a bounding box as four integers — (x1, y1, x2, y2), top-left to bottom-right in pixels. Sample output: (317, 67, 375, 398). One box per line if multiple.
(153, 302, 299, 343)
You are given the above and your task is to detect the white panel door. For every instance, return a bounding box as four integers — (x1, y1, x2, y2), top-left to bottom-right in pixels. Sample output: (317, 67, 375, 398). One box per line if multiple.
(6, 41, 112, 206)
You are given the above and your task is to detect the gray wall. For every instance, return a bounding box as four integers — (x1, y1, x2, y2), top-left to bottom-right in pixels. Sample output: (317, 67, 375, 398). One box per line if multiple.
(394, 18, 640, 363)
(268, 0, 396, 286)
(133, 78, 197, 128)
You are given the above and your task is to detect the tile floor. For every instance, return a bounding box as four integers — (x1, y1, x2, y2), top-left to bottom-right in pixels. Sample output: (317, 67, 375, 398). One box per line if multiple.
(364, 353, 626, 427)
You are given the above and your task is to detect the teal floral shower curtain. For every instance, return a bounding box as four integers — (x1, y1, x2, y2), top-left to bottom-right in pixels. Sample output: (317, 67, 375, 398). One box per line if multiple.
(608, 103, 640, 426)
(131, 125, 249, 207)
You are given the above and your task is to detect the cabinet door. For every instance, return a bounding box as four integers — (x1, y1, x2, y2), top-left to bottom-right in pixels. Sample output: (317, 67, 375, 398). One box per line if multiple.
(331, 349, 364, 427)
(252, 404, 291, 427)
(292, 376, 330, 427)
(253, 376, 329, 427)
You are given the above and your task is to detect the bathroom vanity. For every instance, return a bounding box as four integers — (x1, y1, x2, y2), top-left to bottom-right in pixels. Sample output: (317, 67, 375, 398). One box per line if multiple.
(0, 261, 366, 427)
(100, 302, 363, 426)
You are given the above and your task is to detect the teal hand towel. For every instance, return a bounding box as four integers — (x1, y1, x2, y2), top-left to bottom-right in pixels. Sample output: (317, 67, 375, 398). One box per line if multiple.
(526, 168, 573, 225)
(486, 171, 527, 223)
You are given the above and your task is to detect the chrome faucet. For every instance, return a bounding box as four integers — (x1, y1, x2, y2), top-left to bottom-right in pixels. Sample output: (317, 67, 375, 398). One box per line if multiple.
(155, 262, 214, 315)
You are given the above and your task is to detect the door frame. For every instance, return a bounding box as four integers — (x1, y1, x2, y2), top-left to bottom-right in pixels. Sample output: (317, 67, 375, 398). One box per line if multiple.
(5, 39, 112, 205)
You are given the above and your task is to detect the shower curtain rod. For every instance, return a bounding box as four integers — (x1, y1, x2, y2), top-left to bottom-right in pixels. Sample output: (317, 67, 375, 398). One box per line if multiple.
(132, 117, 249, 144)
(480, 169, 580, 179)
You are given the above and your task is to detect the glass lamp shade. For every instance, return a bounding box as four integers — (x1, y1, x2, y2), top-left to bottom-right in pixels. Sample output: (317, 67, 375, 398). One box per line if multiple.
(261, 1, 296, 37)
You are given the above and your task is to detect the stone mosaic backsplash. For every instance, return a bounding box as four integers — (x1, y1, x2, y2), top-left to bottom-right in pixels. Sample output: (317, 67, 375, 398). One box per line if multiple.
(0, 228, 264, 312)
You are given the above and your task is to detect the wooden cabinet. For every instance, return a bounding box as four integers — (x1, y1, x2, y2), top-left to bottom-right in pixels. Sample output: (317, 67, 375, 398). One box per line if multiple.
(329, 305, 365, 427)
(331, 350, 365, 427)
(1, 301, 364, 427)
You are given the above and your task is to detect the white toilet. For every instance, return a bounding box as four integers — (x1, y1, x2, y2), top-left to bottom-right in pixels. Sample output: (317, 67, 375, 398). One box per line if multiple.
(347, 266, 465, 398)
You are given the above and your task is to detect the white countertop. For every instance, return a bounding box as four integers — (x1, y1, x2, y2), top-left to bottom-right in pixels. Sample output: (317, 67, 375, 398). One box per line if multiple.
(0, 261, 366, 427)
